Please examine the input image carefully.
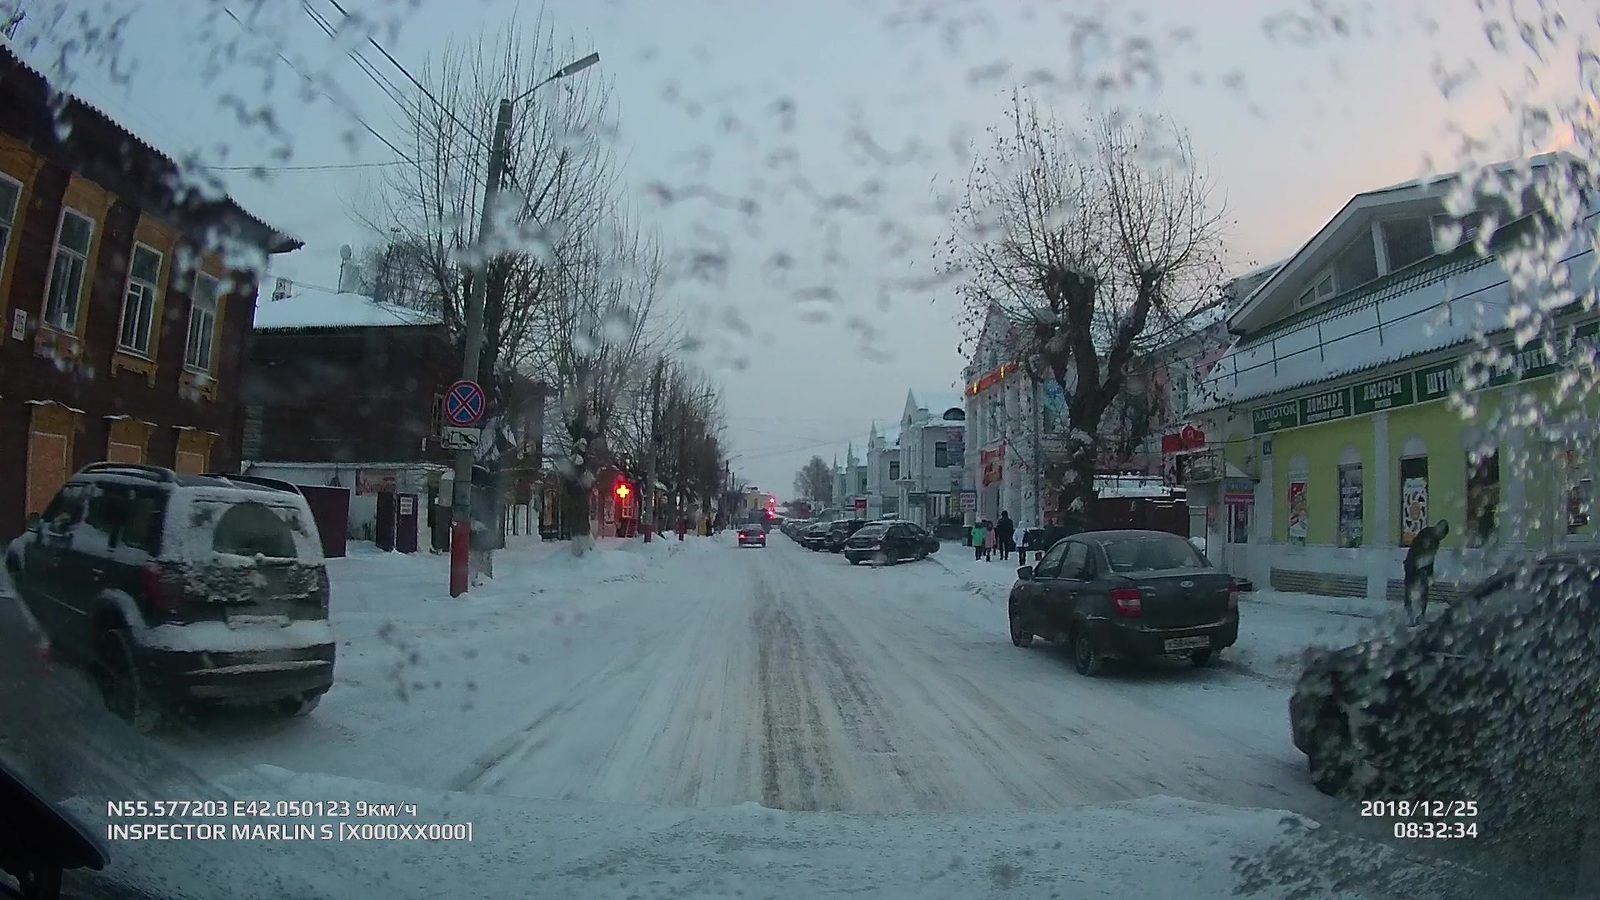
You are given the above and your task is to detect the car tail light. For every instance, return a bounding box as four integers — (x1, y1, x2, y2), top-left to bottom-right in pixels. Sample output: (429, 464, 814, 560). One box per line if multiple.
(1228, 580, 1239, 609)
(1110, 587, 1142, 618)
(143, 563, 179, 615)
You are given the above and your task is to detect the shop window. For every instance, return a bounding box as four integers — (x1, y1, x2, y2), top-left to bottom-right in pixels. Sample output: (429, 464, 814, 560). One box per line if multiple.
(1465, 450, 1500, 547)
(1337, 463, 1364, 548)
(1229, 504, 1250, 544)
(1399, 455, 1430, 547)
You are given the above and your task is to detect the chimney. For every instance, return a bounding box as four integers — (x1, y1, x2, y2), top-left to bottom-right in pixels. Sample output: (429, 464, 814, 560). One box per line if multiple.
(336, 244, 358, 293)
(272, 278, 292, 302)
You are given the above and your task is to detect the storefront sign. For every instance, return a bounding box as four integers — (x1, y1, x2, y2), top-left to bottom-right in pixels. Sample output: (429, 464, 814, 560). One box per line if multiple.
(965, 362, 1018, 396)
(1350, 373, 1414, 415)
(1252, 401, 1300, 435)
(1299, 388, 1351, 426)
(1253, 319, 1600, 435)
(959, 490, 977, 512)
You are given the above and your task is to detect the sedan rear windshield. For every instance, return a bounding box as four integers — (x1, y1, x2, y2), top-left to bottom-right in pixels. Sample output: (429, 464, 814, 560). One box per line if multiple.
(853, 524, 890, 538)
(1100, 535, 1206, 573)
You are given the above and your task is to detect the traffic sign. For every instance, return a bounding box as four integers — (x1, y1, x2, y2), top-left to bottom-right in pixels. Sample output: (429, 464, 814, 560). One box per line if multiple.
(444, 380, 486, 427)
(440, 426, 483, 451)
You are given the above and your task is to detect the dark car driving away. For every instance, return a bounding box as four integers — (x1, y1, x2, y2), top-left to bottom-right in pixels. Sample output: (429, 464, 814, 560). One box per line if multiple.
(4, 463, 334, 732)
(1007, 529, 1238, 676)
(737, 524, 766, 547)
(1289, 550, 1600, 817)
(844, 521, 939, 565)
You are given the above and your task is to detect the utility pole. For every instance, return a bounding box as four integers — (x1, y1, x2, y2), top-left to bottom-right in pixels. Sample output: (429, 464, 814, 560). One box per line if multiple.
(448, 52, 600, 598)
(644, 357, 663, 542)
(449, 99, 513, 598)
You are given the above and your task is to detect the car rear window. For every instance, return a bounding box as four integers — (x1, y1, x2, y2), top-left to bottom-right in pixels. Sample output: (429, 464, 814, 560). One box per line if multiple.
(168, 490, 323, 563)
(1101, 535, 1206, 573)
(854, 524, 889, 538)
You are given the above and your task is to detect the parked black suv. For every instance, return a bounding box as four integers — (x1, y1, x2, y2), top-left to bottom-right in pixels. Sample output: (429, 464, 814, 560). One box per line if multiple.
(821, 518, 870, 552)
(4, 464, 335, 731)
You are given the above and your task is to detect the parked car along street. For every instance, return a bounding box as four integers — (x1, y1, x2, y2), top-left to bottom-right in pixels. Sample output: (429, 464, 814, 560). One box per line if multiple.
(4, 464, 335, 732)
(1289, 549, 1600, 816)
(1007, 529, 1239, 676)
(844, 521, 940, 565)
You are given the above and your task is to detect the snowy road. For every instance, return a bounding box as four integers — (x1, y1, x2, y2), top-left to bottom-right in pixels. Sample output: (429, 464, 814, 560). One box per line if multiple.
(151, 533, 1343, 824)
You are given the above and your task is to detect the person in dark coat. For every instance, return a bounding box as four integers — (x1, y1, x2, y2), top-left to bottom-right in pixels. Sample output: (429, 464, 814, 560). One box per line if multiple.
(1403, 519, 1449, 624)
(995, 511, 1016, 561)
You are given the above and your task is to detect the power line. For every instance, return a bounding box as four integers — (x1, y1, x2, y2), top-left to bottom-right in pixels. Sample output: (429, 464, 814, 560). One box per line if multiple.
(300, 1, 409, 111)
(317, 0, 498, 162)
(198, 148, 478, 173)
(221, 6, 412, 164)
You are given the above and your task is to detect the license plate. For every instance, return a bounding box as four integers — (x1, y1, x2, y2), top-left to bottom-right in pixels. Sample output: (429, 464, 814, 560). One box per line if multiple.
(1164, 636, 1210, 652)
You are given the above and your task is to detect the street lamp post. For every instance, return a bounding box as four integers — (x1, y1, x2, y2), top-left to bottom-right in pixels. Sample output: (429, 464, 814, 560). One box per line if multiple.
(450, 51, 601, 598)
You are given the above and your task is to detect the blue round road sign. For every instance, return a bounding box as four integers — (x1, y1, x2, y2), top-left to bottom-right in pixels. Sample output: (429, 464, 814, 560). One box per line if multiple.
(444, 380, 486, 427)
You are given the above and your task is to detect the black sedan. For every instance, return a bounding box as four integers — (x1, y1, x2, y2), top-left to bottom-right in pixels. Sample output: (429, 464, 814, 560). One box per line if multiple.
(1007, 530, 1238, 675)
(1289, 550, 1600, 805)
(843, 521, 940, 565)
(798, 522, 833, 551)
(737, 525, 767, 547)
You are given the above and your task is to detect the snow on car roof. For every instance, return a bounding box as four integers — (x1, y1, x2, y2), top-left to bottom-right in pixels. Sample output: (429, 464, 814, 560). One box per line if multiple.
(252, 283, 442, 331)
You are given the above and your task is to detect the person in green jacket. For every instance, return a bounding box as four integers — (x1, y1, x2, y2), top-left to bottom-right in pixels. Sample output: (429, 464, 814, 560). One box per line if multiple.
(970, 520, 988, 561)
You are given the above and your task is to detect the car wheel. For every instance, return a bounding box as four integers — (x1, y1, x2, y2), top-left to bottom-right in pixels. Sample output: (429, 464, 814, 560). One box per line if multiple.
(1190, 649, 1215, 667)
(874, 551, 892, 566)
(277, 693, 322, 718)
(914, 549, 927, 561)
(847, 557, 860, 565)
(98, 627, 161, 734)
(1008, 605, 1034, 648)
(1072, 629, 1105, 677)
(1303, 707, 1355, 796)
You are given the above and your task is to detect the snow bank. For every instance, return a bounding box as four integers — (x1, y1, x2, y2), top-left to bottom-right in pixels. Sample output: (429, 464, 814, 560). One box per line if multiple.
(64, 765, 1506, 899)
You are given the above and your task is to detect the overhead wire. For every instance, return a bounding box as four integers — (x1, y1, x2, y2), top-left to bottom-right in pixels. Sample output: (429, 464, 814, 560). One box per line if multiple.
(219, 6, 413, 165)
(299, 1, 410, 111)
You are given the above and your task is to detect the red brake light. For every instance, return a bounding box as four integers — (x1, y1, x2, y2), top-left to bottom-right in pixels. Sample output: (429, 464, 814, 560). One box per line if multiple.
(1110, 587, 1142, 618)
(143, 564, 179, 615)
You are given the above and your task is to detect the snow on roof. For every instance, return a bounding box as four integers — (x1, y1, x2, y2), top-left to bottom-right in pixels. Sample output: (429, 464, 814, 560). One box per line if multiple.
(1194, 231, 1598, 412)
(911, 389, 965, 417)
(252, 283, 442, 331)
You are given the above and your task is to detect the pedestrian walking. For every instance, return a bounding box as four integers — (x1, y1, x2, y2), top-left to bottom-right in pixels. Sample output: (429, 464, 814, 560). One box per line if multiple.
(1403, 519, 1449, 625)
(970, 519, 988, 561)
(983, 521, 997, 561)
(995, 511, 1016, 561)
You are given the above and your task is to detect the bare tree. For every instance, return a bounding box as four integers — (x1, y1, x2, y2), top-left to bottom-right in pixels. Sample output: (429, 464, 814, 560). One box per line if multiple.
(948, 94, 1227, 525)
(537, 213, 665, 553)
(793, 456, 834, 505)
(354, 10, 619, 470)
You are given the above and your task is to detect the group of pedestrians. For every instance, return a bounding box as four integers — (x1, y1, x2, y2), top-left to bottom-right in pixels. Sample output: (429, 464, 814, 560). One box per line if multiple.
(970, 511, 1019, 561)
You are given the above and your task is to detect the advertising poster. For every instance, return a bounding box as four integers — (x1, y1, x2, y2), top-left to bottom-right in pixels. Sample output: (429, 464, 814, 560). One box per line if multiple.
(1286, 480, 1308, 545)
(1336, 464, 1364, 548)
(1399, 456, 1430, 547)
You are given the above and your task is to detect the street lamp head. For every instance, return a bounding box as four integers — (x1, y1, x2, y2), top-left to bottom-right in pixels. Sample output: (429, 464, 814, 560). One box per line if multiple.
(556, 52, 600, 79)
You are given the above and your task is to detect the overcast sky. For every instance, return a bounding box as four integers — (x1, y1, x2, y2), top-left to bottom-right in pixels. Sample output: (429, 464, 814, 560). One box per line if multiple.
(18, 0, 1592, 496)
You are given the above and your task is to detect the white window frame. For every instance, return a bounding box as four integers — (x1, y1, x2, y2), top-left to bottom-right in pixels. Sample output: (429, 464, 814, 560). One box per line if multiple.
(1294, 270, 1336, 310)
(43, 208, 95, 332)
(184, 271, 220, 374)
(0, 172, 22, 283)
(118, 242, 164, 357)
